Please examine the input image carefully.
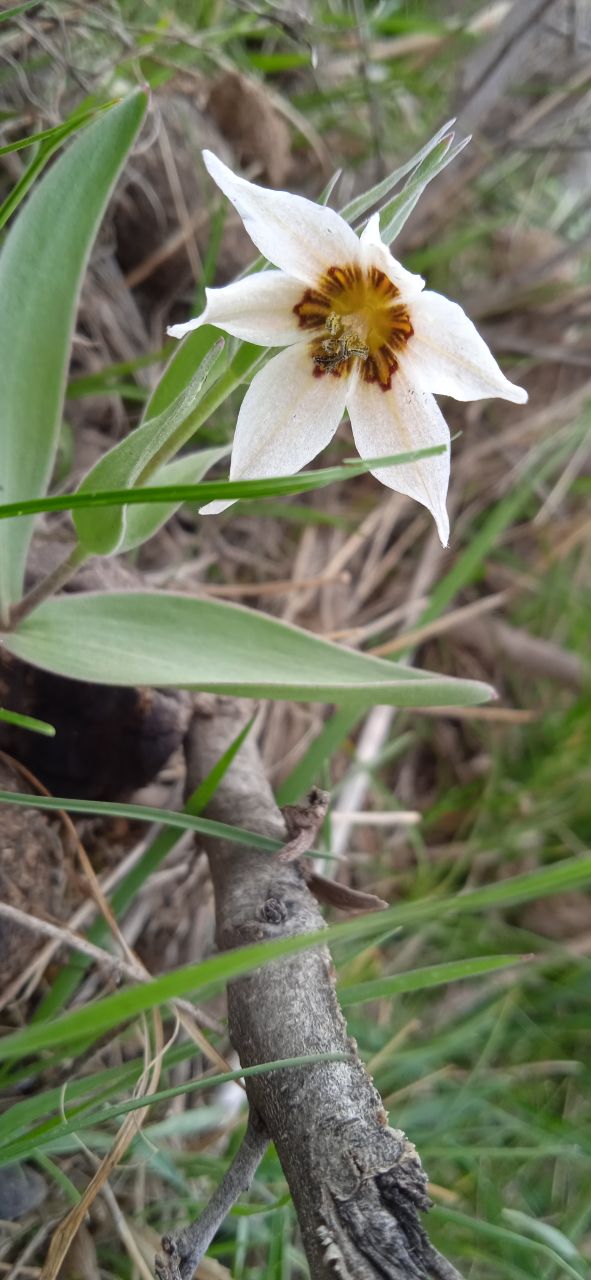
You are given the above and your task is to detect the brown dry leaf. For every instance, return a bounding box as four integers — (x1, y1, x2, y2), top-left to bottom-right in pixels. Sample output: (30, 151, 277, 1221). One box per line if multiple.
(207, 71, 292, 187)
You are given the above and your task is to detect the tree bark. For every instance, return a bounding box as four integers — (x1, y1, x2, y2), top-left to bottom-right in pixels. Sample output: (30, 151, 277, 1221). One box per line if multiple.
(175, 698, 462, 1280)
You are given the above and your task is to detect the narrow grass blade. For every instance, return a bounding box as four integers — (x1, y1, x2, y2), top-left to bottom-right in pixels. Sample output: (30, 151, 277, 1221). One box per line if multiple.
(0, 707, 55, 736)
(0, 852, 589, 1063)
(339, 955, 530, 1006)
(0, 447, 447, 524)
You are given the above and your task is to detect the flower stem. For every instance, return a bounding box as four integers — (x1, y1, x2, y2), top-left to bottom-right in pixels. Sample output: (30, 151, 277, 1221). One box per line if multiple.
(6, 542, 88, 631)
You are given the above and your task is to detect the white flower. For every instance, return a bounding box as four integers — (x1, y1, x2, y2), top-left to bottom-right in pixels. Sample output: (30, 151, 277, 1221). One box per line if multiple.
(168, 151, 528, 544)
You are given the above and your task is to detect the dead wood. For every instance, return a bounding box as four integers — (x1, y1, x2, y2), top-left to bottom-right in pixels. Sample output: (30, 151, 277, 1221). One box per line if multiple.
(157, 697, 463, 1280)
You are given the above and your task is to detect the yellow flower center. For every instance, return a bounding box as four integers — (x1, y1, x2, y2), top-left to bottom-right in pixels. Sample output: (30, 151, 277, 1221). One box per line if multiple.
(293, 264, 413, 390)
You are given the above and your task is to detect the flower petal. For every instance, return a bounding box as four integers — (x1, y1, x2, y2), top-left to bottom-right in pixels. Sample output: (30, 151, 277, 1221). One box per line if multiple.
(168, 271, 305, 345)
(203, 150, 361, 285)
(360, 212, 425, 300)
(346, 370, 450, 545)
(201, 342, 350, 515)
(405, 290, 528, 404)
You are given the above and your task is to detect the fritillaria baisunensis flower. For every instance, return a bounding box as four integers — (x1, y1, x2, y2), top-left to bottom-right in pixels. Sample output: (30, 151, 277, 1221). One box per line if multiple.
(169, 152, 528, 543)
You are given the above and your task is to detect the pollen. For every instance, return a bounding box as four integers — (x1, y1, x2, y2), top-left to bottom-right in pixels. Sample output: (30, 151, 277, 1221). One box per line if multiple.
(293, 264, 413, 390)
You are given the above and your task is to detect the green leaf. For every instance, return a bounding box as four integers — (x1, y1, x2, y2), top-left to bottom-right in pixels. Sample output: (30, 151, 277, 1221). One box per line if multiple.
(0, 102, 134, 233)
(338, 955, 530, 1006)
(0, 707, 55, 737)
(143, 325, 223, 421)
(0, 104, 114, 157)
(380, 132, 471, 244)
(3, 591, 493, 707)
(0, 789, 280, 853)
(339, 118, 457, 223)
(117, 446, 230, 553)
(0, 447, 447, 524)
(0, 2, 39, 21)
(73, 340, 224, 555)
(501, 1209, 584, 1264)
(0, 90, 147, 617)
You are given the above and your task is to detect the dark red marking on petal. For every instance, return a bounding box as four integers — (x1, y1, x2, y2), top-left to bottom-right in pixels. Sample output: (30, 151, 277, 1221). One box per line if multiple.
(293, 289, 331, 331)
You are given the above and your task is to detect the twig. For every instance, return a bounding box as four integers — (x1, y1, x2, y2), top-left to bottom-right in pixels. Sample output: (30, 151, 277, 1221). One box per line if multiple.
(0, 900, 145, 973)
(157, 697, 465, 1280)
(156, 1110, 268, 1280)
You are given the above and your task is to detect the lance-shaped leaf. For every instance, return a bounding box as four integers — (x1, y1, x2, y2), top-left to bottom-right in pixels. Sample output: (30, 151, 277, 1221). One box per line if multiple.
(117, 446, 230, 554)
(3, 591, 494, 708)
(380, 132, 471, 244)
(0, 89, 147, 617)
(339, 118, 457, 224)
(73, 339, 224, 555)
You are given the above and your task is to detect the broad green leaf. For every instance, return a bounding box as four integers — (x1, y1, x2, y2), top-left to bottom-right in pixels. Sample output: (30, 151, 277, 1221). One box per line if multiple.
(3, 591, 493, 706)
(0, 851, 590, 1063)
(73, 340, 224, 555)
(145, 326, 262, 435)
(117, 446, 230, 553)
(0, 90, 147, 617)
(144, 325, 224, 421)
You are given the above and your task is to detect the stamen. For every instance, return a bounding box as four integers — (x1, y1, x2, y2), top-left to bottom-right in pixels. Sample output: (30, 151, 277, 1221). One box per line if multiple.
(313, 313, 369, 374)
(294, 265, 413, 389)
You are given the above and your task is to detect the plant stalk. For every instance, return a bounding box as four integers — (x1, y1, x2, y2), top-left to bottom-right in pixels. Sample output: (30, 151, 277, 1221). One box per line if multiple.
(5, 543, 87, 631)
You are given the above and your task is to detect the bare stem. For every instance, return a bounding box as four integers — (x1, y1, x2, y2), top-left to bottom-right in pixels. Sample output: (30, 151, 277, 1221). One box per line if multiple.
(6, 543, 87, 630)
(156, 1110, 268, 1280)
